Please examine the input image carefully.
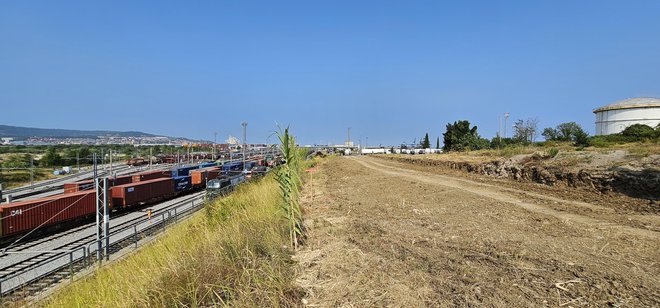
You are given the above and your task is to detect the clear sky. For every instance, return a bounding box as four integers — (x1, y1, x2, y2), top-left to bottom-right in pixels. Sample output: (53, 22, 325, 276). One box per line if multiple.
(1, 1, 659, 146)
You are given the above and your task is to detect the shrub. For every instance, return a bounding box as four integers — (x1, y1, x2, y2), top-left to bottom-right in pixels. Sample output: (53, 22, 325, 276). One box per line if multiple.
(548, 148, 559, 158)
(621, 124, 656, 139)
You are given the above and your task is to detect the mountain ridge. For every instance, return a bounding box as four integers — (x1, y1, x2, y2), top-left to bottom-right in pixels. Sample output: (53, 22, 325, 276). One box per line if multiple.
(0, 124, 160, 139)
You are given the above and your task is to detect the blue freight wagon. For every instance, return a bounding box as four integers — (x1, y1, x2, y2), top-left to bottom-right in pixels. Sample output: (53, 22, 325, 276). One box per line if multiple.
(173, 175, 192, 192)
(222, 161, 243, 172)
(244, 161, 256, 170)
(171, 165, 200, 177)
(199, 162, 217, 169)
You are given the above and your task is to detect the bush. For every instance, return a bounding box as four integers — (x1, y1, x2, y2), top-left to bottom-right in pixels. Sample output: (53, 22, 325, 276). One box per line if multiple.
(621, 124, 657, 139)
(548, 148, 559, 158)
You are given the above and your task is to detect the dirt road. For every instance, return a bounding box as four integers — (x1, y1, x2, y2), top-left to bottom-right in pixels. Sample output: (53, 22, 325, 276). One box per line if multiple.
(295, 156, 659, 307)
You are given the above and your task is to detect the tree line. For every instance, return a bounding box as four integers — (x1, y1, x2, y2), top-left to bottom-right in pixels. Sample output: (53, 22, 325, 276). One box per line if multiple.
(419, 119, 660, 153)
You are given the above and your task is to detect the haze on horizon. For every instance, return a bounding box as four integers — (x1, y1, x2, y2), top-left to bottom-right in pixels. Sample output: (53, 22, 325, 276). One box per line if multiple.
(1, 1, 659, 146)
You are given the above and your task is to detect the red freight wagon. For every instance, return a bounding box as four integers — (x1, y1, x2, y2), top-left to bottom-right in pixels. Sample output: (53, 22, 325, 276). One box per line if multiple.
(190, 167, 222, 186)
(0, 190, 96, 238)
(63, 179, 95, 193)
(112, 174, 133, 186)
(131, 170, 172, 183)
(111, 178, 175, 208)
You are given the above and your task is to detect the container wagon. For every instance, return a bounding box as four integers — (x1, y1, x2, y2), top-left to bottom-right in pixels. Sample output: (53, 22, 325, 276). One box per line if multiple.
(171, 165, 201, 177)
(173, 176, 192, 192)
(63, 179, 95, 193)
(0, 190, 96, 238)
(111, 178, 175, 208)
(112, 174, 133, 186)
(190, 167, 222, 187)
(132, 170, 172, 183)
(222, 161, 244, 172)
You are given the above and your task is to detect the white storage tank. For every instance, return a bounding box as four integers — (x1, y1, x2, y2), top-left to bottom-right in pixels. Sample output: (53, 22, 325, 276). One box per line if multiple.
(593, 97, 660, 135)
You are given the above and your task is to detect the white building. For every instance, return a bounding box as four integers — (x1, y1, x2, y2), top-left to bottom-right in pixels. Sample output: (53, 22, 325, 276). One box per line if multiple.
(593, 97, 660, 135)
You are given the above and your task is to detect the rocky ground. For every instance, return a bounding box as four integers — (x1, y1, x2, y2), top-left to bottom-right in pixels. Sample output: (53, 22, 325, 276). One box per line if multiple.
(295, 156, 659, 307)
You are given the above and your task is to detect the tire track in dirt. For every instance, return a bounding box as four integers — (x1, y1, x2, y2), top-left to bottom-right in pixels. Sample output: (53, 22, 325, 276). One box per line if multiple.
(352, 156, 658, 239)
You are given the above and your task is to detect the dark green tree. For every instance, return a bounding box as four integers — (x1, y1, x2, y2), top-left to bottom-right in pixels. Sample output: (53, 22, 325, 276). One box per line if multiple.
(40, 147, 62, 167)
(436, 137, 440, 149)
(542, 122, 589, 145)
(443, 120, 489, 151)
(422, 133, 431, 148)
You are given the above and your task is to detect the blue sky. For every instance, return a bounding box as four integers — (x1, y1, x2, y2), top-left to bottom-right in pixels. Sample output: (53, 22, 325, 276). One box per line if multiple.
(1, 1, 659, 145)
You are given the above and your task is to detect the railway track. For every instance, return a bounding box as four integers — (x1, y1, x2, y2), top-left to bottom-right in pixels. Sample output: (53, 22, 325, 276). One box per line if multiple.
(0, 191, 209, 299)
(2, 163, 179, 202)
(0, 193, 203, 280)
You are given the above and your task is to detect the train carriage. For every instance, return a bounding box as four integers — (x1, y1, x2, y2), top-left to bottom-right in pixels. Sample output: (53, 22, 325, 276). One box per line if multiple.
(0, 191, 96, 238)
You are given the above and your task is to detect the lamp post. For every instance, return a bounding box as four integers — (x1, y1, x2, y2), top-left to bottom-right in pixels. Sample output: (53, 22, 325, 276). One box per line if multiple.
(213, 132, 217, 161)
(504, 112, 510, 138)
(242, 122, 247, 172)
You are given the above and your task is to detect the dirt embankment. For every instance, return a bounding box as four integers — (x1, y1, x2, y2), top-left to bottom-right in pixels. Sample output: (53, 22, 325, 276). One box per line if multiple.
(377, 152, 660, 202)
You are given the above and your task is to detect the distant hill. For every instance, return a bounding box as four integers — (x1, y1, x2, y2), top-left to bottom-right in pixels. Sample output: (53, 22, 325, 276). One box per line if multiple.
(0, 125, 159, 139)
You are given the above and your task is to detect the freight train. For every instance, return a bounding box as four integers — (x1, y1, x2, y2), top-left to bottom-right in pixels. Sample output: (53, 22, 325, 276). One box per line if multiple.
(0, 159, 263, 240)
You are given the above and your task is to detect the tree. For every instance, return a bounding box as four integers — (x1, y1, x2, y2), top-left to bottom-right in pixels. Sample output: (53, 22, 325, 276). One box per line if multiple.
(443, 120, 489, 151)
(542, 122, 589, 145)
(436, 137, 440, 149)
(542, 127, 558, 141)
(40, 147, 62, 167)
(513, 118, 539, 142)
(422, 133, 431, 149)
(1, 154, 31, 168)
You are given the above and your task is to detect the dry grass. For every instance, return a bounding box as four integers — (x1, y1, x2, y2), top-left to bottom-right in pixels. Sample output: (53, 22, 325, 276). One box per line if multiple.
(43, 175, 303, 307)
(0, 169, 59, 189)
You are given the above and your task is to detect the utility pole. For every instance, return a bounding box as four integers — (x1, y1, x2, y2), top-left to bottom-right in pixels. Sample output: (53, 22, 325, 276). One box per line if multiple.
(504, 112, 510, 139)
(77, 151, 80, 173)
(213, 132, 217, 161)
(242, 122, 247, 172)
(103, 177, 109, 261)
(94, 153, 101, 261)
(30, 155, 34, 187)
(499, 115, 502, 143)
(109, 149, 113, 177)
(347, 127, 351, 146)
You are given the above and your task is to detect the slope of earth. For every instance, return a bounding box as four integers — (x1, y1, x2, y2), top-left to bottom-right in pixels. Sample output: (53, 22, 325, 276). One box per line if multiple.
(379, 150, 660, 204)
(295, 156, 659, 307)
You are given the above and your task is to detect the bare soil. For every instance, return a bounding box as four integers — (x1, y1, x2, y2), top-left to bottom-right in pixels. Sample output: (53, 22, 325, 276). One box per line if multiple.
(295, 156, 659, 307)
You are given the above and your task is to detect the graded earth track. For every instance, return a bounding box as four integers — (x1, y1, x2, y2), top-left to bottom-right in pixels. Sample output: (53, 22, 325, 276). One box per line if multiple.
(296, 156, 659, 307)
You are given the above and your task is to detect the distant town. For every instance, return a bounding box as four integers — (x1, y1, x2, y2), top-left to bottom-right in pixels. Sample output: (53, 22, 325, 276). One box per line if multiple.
(1, 135, 197, 146)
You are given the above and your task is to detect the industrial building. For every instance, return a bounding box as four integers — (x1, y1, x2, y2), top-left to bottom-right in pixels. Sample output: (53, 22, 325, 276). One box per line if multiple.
(593, 97, 660, 135)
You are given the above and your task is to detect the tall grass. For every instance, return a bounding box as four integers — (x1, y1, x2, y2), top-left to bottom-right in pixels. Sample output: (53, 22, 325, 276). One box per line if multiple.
(44, 175, 303, 307)
(274, 127, 306, 250)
